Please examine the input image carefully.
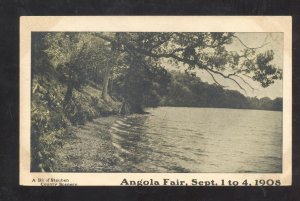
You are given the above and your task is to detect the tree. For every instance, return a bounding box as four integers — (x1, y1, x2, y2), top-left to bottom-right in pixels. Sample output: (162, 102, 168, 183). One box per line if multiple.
(94, 33, 172, 113)
(43, 33, 93, 105)
(100, 50, 124, 101)
(42, 32, 124, 103)
(95, 32, 282, 94)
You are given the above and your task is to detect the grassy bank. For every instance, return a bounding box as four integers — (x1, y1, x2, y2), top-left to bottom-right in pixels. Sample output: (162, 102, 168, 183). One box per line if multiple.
(31, 75, 121, 172)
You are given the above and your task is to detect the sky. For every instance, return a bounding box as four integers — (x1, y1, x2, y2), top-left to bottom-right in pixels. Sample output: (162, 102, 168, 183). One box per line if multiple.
(162, 32, 283, 99)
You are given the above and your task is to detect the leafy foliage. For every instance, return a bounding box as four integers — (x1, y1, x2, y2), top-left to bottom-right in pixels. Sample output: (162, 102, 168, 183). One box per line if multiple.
(98, 32, 282, 91)
(31, 33, 121, 171)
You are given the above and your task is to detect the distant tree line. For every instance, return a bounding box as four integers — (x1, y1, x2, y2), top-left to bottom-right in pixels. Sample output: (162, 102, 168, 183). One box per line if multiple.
(159, 71, 282, 111)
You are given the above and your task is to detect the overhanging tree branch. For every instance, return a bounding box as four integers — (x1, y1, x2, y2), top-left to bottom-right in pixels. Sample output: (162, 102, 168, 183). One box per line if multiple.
(232, 74, 255, 92)
(205, 69, 225, 87)
(233, 35, 270, 50)
(94, 33, 281, 93)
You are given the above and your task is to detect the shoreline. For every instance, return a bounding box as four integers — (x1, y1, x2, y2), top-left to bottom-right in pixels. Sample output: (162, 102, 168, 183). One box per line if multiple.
(49, 106, 281, 173)
(52, 115, 121, 172)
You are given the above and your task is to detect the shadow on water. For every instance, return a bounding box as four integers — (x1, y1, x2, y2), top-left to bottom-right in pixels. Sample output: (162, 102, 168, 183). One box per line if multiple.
(109, 114, 153, 172)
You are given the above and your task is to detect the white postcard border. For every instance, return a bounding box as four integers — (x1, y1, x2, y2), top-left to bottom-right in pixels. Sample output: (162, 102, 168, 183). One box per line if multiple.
(20, 16, 292, 186)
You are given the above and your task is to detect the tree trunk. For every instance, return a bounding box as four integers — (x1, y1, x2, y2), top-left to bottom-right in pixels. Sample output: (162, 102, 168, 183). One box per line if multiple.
(64, 68, 73, 106)
(119, 100, 131, 115)
(108, 78, 113, 96)
(64, 81, 73, 105)
(102, 66, 111, 101)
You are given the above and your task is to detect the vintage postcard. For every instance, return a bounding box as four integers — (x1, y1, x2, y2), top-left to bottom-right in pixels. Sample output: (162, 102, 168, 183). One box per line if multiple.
(20, 16, 292, 186)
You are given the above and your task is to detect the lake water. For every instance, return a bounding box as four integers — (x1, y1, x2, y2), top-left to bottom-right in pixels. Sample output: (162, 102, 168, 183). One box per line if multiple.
(109, 107, 282, 173)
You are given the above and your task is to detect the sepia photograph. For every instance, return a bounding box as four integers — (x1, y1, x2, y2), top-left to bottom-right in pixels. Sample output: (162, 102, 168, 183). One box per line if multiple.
(20, 16, 292, 186)
(30, 31, 283, 173)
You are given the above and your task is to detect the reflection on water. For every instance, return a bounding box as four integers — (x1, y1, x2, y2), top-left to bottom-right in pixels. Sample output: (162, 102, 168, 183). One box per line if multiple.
(108, 107, 282, 173)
